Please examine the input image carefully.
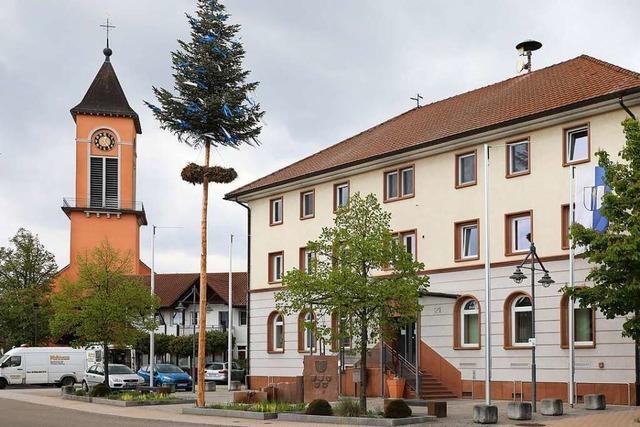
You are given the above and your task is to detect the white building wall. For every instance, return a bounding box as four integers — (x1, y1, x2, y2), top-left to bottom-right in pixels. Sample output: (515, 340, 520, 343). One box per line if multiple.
(422, 258, 635, 386)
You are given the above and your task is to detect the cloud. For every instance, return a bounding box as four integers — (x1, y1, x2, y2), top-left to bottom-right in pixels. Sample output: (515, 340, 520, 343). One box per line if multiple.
(2, 0, 640, 273)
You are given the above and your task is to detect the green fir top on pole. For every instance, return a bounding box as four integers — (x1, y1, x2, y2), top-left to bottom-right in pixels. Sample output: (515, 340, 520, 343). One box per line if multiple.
(146, 0, 264, 150)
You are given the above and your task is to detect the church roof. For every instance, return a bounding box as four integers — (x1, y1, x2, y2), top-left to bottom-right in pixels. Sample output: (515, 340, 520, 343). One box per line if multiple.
(70, 50, 141, 133)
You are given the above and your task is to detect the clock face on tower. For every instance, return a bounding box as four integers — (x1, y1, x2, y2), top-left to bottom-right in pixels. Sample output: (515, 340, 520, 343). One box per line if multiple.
(93, 130, 116, 151)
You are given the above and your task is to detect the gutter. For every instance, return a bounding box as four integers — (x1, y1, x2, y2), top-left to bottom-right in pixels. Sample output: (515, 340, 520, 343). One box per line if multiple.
(233, 199, 251, 384)
(619, 95, 637, 120)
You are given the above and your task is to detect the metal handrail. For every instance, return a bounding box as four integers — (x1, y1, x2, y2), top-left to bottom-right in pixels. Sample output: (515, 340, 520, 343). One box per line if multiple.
(62, 197, 145, 212)
(383, 343, 420, 393)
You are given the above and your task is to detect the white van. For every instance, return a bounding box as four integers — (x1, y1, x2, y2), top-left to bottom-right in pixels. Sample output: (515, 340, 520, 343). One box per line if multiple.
(0, 347, 88, 389)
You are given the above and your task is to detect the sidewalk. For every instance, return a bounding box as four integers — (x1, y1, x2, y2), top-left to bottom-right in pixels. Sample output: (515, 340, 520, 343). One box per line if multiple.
(1, 387, 638, 426)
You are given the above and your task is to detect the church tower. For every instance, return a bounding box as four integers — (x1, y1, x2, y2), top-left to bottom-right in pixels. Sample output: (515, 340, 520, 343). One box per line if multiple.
(60, 46, 149, 279)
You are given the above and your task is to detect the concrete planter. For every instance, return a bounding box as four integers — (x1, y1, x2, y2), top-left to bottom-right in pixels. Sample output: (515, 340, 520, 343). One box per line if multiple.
(472, 404, 498, 424)
(182, 407, 277, 420)
(61, 394, 92, 403)
(507, 402, 531, 420)
(92, 397, 195, 407)
(584, 394, 606, 410)
(540, 398, 563, 416)
(277, 413, 435, 426)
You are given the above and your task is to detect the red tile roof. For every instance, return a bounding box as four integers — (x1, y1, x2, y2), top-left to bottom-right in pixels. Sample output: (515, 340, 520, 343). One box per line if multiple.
(226, 55, 640, 199)
(140, 272, 247, 308)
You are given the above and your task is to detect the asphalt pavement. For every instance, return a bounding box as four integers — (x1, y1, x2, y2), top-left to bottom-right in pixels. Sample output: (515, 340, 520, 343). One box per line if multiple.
(0, 397, 230, 427)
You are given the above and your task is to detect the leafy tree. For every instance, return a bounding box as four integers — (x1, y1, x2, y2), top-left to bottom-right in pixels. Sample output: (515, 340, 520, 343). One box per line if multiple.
(276, 193, 428, 410)
(0, 228, 57, 348)
(567, 119, 640, 341)
(146, 0, 263, 407)
(50, 241, 158, 386)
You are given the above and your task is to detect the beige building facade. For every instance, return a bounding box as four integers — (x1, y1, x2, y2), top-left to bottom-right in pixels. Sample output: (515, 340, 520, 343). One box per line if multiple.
(226, 55, 640, 404)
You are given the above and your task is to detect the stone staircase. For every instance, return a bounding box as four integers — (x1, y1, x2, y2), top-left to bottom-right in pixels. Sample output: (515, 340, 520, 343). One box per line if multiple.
(417, 371, 458, 400)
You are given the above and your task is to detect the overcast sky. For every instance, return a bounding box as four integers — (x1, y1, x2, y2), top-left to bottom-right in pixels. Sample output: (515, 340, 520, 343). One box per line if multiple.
(1, 0, 639, 274)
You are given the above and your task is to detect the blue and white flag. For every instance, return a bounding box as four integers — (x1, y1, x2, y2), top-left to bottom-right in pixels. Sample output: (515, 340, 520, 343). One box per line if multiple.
(574, 165, 609, 233)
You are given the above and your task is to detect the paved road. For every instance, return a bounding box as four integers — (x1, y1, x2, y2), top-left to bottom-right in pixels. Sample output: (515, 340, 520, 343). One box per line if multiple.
(0, 398, 228, 427)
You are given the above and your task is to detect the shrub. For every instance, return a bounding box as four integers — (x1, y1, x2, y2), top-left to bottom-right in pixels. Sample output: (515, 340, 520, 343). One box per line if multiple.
(334, 398, 364, 417)
(74, 389, 87, 397)
(306, 399, 333, 416)
(89, 383, 111, 398)
(384, 399, 412, 419)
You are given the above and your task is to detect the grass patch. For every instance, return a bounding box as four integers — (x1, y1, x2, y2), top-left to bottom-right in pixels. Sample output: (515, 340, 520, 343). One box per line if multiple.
(207, 401, 305, 413)
(74, 389, 88, 397)
(107, 391, 176, 402)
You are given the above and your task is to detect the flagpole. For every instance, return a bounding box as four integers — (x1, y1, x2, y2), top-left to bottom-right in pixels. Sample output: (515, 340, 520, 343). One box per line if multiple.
(568, 166, 576, 407)
(483, 143, 492, 405)
(228, 234, 234, 391)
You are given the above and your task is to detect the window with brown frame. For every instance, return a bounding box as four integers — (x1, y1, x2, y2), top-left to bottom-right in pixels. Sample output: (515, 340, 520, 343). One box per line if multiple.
(503, 291, 533, 349)
(268, 251, 284, 284)
(330, 311, 352, 352)
(454, 219, 479, 261)
(396, 230, 417, 260)
(300, 190, 315, 219)
(269, 197, 283, 226)
(299, 247, 316, 274)
(384, 165, 414, 202)
(453, 296, 481, 349)
(506, 139, 530, 177)
(297, 310, 316, 352)
(560, 292, 595, 348)
(267, 311, 285, 353)
(561, 204, 571, 250)
(563, 124, 590, 166)
(333, 182, 350, 211)
(455, 151, 477, 188)
(505, 211, 532, 256)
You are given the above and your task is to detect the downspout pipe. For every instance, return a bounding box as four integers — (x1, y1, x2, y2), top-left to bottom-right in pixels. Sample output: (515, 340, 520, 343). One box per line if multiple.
(619, 95, 636, 120)
(234, 199, 251, 386)
(618, 96, 638, 406)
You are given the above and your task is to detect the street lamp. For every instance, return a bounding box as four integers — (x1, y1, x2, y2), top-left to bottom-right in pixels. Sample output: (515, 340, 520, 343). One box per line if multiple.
(510, 237, 555, 413)
(33, 302, 40, 346)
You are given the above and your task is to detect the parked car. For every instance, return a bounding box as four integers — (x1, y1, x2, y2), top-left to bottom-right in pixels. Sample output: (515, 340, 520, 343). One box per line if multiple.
(204, 362, 245, 383)
(137, 364, 193, 391)
(0, 347, 87, 389)
(82, 363, 144, 391)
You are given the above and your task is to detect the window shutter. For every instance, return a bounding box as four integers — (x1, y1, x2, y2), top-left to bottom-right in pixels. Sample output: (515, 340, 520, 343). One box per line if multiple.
(105, 158, 118, 208)
(90, 157, 103, 208)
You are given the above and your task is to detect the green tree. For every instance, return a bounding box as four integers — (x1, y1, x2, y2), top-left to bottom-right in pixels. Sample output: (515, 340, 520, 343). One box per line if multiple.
(50, 241, 158, 386)
(567, 119, 640, 341)
(275, 193, 428, 410)
(0, 228, 58, 348)
(146, 0, 263, 407)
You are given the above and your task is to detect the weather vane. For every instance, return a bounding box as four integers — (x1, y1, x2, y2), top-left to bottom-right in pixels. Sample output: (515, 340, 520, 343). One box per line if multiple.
(410, 93, 424, 108)
(100, 18, 116, 50)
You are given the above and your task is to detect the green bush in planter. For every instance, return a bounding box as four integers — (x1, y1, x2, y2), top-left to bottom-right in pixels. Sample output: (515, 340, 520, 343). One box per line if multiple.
(306, 399, 333, 416)
(334, 398, 364, 417)
(89, 383, 111, 398)
(384, 399, 412, 419)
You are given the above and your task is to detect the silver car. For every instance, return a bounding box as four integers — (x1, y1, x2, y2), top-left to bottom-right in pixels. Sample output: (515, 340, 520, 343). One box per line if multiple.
(204, 362, 245, 383)
(82, 363, 143, 391)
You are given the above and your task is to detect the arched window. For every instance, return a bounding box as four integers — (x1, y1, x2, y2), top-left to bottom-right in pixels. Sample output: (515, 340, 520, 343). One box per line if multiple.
(298, 311, 316, 352)
(560, 293, 595, 348)
(453, 296, 481, 349)
(504, 292, 532, 349)
(267, 311, 284, 353)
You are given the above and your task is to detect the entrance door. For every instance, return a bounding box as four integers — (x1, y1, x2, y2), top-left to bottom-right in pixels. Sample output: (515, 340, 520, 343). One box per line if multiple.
(398, 322, 416, 365)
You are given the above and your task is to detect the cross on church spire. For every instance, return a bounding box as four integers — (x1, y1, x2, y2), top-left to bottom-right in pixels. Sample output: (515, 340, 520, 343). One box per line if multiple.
(100, 18, 116, 60)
